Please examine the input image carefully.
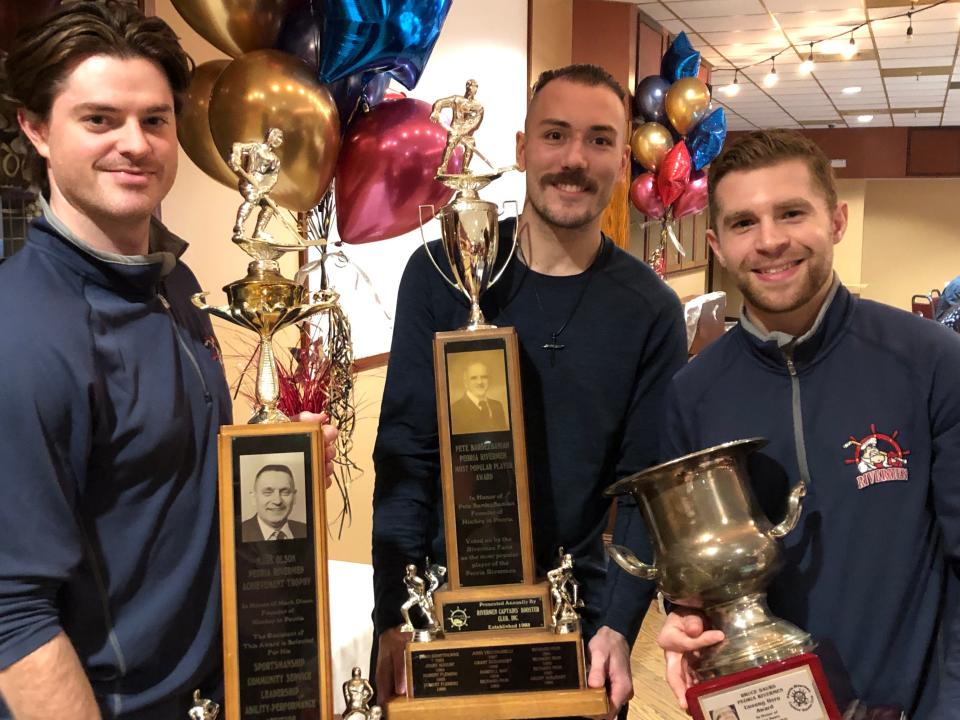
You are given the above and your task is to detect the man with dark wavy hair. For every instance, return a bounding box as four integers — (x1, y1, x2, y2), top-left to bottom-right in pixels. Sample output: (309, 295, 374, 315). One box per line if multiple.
(0, 2, 333, 717)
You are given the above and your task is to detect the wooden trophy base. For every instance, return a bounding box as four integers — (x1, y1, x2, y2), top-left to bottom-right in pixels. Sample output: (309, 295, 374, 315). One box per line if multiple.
(687, 653, 841, 720)
(389, 627, 608, 720)
(387, 687, 608, 720)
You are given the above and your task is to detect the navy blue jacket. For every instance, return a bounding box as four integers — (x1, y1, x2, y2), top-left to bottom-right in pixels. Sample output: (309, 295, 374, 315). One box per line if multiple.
(372, 224, 687, 643)
(664, 284, 960, 718)
(0, 208, 231, 717)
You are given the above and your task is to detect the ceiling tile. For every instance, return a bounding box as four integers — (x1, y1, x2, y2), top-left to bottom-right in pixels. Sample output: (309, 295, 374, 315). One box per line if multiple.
(666, 0, 765, 19)
(635, 0, 957, 128)
(766, 0, 862, 12)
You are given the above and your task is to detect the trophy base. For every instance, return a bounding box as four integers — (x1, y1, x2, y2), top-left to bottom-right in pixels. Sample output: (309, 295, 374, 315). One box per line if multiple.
(398, 627, 606, 719)
(386, 687, 607, 720)
(686, 653, 841, 720)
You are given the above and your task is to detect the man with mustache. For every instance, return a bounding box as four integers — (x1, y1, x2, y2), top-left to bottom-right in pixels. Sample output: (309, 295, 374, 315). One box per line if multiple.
(655, 130, 960, 719)
(0, 2, 334, 717)
(372, 64, 687, 719)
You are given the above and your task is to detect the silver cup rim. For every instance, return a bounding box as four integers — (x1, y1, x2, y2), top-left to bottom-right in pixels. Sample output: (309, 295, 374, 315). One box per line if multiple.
(603, 437, 768, 497)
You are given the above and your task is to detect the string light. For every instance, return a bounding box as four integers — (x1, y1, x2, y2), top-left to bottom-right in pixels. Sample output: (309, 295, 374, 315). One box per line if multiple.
(763, 57, 778, 88)
(799, 43, 815, 75)
(713, 0, 946, 93)
(841, 32, 858, 60)
(721, 69, 741, 97)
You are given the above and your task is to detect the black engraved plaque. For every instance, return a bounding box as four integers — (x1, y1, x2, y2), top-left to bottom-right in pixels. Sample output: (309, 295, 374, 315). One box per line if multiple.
(442, 596, 546, 633)
(445, 338, 524, 586)
(410, 641, 581, 698)
(232, 434, 321, 720)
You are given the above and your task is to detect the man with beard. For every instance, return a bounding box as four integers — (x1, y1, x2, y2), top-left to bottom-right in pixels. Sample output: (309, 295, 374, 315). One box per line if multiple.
(656, 130, 960, 719)
(371, 64, 687, 718)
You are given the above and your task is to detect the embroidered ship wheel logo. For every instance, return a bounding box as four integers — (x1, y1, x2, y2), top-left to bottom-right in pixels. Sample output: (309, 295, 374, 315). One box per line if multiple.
(448, 607, 469, 630)
(787, 684, 814, 712)
(842, 424, 910, 472)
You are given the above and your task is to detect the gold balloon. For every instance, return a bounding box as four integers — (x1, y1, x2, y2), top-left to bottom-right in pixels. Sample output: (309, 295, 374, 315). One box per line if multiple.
(665, 77, 711, 136)
(171, 0, 295, 58)
(178, 59, 236, 190)
(631, 122, 674, 173)
(209, 50, 341, 212)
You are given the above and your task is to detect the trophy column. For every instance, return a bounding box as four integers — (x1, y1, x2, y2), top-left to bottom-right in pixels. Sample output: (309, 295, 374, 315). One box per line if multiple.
(192, 128, 335, 720)
(386, 80, 607, 720)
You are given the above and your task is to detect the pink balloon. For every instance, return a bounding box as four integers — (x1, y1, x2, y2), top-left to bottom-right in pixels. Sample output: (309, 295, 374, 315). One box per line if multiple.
(629, 173, 666, 219)
(335, 98, 459, 244)
(674, 170, 708, 219)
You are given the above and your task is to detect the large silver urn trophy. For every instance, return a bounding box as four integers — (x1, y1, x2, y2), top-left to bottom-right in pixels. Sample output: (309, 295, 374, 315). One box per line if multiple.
(606, 439, 842, 720)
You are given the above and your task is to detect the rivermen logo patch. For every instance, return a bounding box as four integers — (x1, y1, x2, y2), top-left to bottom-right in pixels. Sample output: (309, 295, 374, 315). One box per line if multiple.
(843, 424, 910, 490)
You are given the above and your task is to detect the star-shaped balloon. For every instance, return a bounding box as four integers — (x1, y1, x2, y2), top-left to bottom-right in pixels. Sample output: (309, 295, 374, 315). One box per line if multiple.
(318, 0, 453, 90)
(688, 107, 727, 171)
(661, 31, 701, 82)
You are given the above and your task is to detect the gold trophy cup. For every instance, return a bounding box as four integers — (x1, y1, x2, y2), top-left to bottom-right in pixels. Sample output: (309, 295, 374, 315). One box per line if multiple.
(192, 128, 335, 423)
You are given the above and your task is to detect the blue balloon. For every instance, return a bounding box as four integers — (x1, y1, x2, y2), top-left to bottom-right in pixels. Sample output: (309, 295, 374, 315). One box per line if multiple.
(326, 71, 390, 128)
(277, 0, 325, 71)
(318, 0, 453, 90)
(634, 75, 671, 124)
(688, 107, 727, 171)
(661, 31, 701, 82)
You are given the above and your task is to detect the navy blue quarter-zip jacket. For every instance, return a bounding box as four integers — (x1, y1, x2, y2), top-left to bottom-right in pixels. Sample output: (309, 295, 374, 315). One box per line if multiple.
(0, 206, 231, 718)
(663, 283, 960, 718)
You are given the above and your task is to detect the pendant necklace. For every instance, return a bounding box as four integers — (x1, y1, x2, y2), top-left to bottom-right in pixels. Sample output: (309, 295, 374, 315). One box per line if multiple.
(531, 238, 606, 366)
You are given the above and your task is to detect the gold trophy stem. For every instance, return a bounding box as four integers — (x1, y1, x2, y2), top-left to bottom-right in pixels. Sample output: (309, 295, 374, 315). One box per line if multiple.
(251, 337, 289, 424)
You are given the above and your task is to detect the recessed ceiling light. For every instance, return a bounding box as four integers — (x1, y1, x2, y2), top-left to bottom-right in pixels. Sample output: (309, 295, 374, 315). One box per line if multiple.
(857, 114, 874, 123)
(842, 86, 862, 95)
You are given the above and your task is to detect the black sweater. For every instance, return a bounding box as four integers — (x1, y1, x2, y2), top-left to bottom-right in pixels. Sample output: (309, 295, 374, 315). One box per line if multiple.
(371, 221, 686, 642)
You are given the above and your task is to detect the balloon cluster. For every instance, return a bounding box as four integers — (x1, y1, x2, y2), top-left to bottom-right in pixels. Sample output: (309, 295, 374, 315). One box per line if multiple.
(174, 0, 455, 242)
(629, 32, 726, 275)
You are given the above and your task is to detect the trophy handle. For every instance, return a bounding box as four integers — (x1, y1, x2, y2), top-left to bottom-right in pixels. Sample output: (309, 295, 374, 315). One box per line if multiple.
(191, 291, 211, 310)
(606, 544, 659, 581)
(418, 204, 463, 294)
(487, 199, 519, 289)
(768, 481, 807, 539)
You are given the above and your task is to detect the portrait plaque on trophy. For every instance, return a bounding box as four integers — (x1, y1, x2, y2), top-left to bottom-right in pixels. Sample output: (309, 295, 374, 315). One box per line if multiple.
(218, 424, 334, 720)
(439, 334, 531, 588)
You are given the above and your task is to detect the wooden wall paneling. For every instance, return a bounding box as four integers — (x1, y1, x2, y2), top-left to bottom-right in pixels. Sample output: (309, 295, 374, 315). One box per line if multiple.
(727, 127, 916, 179)
(680, 214, 694, 260)
(907, 128, 960, 176)
(571, 0, 638, 249)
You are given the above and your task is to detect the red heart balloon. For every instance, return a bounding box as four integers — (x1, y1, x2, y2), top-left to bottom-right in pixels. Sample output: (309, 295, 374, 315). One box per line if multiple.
(657, 140, 692, 207)
(674, 170, 708, 219)
(335, 98, 459, 244)
(629, 173, 666, 219)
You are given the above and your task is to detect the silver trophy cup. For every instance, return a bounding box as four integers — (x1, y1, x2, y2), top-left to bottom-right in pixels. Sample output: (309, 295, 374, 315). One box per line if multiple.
(605, 438, 812, 679)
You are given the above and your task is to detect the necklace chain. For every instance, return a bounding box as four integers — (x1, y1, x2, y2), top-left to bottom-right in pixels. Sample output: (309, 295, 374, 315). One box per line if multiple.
(527, 238, 606, 366)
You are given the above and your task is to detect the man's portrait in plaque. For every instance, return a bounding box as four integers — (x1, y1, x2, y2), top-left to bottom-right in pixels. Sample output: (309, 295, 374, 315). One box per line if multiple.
(238, 453, 308, 542)
(447, 349, 510, 435)
(710, 705, 740, 720)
